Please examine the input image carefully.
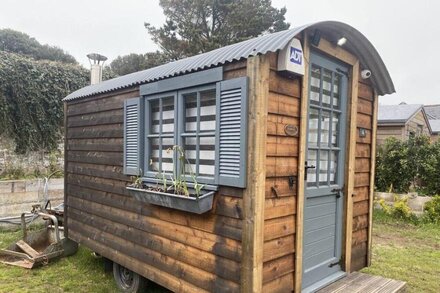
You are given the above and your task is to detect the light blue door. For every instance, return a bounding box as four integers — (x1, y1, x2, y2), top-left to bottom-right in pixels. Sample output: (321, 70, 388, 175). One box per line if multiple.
(302, 52, 349, 292)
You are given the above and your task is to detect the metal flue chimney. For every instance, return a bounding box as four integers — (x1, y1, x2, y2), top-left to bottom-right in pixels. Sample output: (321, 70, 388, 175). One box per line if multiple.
(87, 53, 108, 85)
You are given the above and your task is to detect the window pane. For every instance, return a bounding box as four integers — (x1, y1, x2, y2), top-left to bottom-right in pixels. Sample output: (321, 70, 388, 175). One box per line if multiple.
(150, 99, 160, 134)
(184, 93, 198, 132)
(333, 74, 340, 108)
(307, 150, 317, 186)
(162, 96, 175, 134)
(199, 136, 215, 177)
(320, 111, 331, 147)
(310, 66, 320, 105)
(149, 138, 160, 172)
(322, 69, 332, 107)
(162, 137, 174, 173)
(200, 90, 216, 132)
(332, 113, 340, 146)
(319, 151, 329, 185)
(330, 151, 338, 184)
(308, 108, 319, 147)
(183, 137, 197, 175)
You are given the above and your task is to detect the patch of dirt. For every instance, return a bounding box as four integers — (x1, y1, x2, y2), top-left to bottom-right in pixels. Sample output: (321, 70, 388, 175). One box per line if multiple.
(373, 224, 440, 249)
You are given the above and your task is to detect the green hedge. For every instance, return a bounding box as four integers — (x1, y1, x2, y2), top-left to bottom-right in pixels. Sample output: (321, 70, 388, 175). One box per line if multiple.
(375, 136, 440, 195)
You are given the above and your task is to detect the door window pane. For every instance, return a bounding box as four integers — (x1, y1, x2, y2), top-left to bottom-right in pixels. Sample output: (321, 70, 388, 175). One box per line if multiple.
(332, 113, 340, 146)
(322, 69, 332, 107)
(307, 150, 317, 186)
(330, 151, 338, 184)
(308, 108, 319, 147)
(320, 111, 331, 147)
(310, 66, 321, 105)
(319, 151, 329, 185)
(333, 74, 340, 109)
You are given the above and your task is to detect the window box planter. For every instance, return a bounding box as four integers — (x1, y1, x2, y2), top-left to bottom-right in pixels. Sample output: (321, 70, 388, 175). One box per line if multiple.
(126, 187, 215, 214)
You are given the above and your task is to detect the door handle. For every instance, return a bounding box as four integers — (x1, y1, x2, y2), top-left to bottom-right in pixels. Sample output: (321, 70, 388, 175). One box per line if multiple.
(304, 161, 316, 181)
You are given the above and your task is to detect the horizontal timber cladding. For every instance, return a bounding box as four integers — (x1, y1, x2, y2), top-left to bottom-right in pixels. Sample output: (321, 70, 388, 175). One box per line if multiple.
(351, 77, 375, 272)
(261, 53, 298, 291)
(65, 62, 248, 292)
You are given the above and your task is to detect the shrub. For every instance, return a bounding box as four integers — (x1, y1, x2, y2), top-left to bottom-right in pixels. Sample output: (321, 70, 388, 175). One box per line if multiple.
(423, 195, 440, 224)
(375, 136, 440, 195)
(377, 195, 417, 222)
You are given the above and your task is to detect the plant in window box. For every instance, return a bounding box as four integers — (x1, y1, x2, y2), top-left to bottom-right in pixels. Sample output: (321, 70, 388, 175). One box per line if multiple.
(127, 146, 215, 214)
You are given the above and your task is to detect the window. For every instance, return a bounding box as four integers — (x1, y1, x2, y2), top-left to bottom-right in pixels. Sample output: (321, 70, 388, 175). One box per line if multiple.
(123, 70, 249, 188)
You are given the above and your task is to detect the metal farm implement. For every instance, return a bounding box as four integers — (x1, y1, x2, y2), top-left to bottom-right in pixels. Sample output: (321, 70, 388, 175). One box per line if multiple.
(0, 204, 77, 269)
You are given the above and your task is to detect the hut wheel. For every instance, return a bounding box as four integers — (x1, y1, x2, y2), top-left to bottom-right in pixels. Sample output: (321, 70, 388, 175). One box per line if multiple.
(113, 262, 147, 292)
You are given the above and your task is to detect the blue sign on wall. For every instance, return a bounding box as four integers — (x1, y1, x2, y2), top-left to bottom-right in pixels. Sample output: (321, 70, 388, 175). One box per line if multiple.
(290, 47, 303, 65)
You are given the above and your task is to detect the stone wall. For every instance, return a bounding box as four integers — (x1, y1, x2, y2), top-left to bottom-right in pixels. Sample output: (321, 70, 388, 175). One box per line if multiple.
(0, 135, 64, 177)
(0, 178, 64, 219)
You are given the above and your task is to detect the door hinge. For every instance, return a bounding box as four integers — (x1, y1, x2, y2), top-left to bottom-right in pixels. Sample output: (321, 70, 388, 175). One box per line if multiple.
(331, 187, 344, 198)
(328, 259, 343, 268)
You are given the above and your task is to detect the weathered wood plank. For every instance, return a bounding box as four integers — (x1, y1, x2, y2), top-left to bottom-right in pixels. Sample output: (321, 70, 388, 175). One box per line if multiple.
(67, 138, 123, 152)
(265, 177, 297, 198)
(267, 114, 300, 137)
(67, 92, 134, 116)
(67, 151, 123, 166)
(268, 92, 300, 117)
(67, 124, 123, 139)
(357, 97, 373, 115)
(355, 158, 371, 173)
(68, 208, 241, 283)
(266, 157, 298, 178)
(268, 70, 300, 98)
(353, 200, 369, 218)
(354, 172, 370, 187)
(264, 215, 295, 241)
(265, 196, 296, 220)
(66, 195, 241, 261)
(69, 230, 206, 293)
(263, 254, 294, 284)
(67, 162, 130, 182)
(66, 183, 244, 240)
(353, 186, 369, 203)
(266, 135, 298, 157)
(263, 235, 295, 262)
(69, 220, 239, 292)
(352, 214, 369, 232)
(357, 113, 372, 130)
(241, 54, 269, 293)
(262, 271, 294, 293)
(352, 228, 368, 246)
(358, 83, 374, 100)
(355, 143, 371, 158)
(67, 109, 123, 127)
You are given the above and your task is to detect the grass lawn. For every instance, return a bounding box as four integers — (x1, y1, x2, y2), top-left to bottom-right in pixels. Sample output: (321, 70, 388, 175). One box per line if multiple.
(362, 210, 440, 293)
(0, 228, 168, 293)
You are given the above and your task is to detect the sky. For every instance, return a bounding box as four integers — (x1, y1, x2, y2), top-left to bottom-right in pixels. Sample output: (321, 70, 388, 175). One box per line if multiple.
(0, 0, 439, 105)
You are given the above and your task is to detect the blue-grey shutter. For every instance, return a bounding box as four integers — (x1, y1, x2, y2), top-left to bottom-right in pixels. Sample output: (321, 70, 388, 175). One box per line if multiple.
(216, 77, 248, 188)
(123, 97, 143, 175)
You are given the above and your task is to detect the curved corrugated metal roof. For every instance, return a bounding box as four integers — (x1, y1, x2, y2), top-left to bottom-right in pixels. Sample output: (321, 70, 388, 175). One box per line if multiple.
(64, 21, 394, 101)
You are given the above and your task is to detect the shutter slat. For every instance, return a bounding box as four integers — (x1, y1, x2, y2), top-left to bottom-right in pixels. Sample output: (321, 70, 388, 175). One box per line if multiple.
(123, 97, 143, 175)
(216, 77, 248, 188)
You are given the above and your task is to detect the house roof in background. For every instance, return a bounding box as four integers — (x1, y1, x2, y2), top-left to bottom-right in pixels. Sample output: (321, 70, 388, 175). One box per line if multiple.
(63, 21, 395, 102)
(424, 104, 440, 119)
(378, 104, 423, 124)
(428, 120, 440, 133)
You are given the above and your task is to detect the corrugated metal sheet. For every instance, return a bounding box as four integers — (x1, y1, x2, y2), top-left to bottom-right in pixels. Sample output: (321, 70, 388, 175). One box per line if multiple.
(378, 104, 423, 124)
(64, 21, 395, 101)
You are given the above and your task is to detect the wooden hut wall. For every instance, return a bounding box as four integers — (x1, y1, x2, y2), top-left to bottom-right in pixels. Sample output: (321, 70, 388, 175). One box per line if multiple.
(351, 75, 375, 272)
(262, 52, 299, 292)
(64, 62, 248, 292)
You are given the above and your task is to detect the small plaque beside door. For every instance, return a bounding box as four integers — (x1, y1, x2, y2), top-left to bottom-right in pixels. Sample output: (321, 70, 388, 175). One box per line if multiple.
(284, 124, 299, 137)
